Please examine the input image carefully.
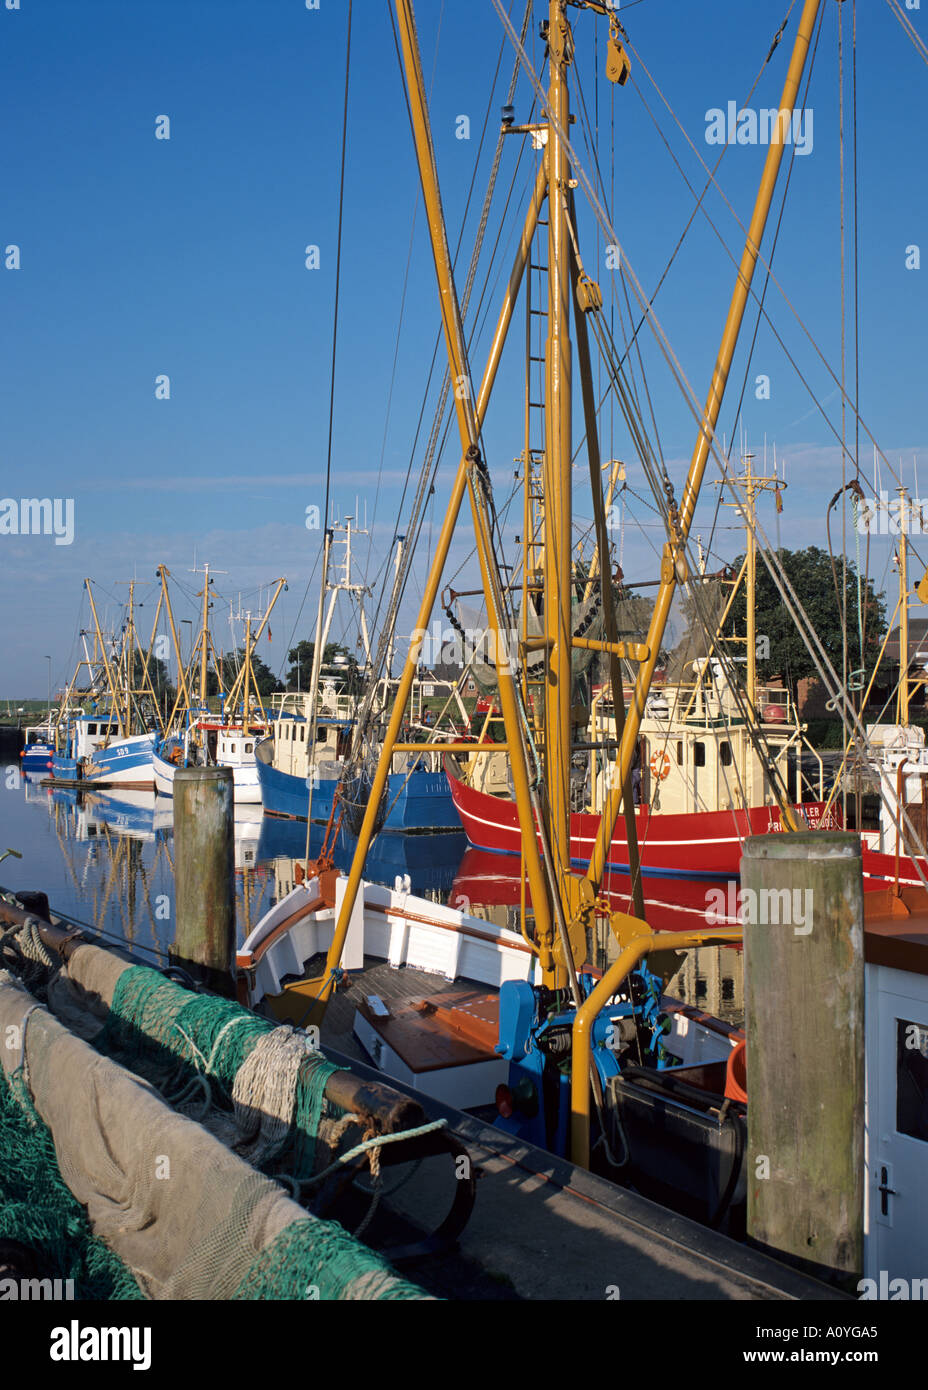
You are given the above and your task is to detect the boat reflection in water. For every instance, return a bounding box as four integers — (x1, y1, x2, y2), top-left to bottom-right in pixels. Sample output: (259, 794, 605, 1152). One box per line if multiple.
(257, 815, 468, 902)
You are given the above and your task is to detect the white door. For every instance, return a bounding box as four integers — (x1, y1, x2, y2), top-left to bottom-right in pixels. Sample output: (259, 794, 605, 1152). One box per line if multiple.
(867, 971, 928, 1282)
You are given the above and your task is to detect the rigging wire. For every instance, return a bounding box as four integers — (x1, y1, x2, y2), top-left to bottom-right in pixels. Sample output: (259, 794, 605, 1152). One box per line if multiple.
(567, 4, 798, 486)
(322, 0, 353, 539)
(885, 0, 928, 68)
(617, 17, 919, 526)
(491, 6, 853, 779)
(355, 0, 535, 756)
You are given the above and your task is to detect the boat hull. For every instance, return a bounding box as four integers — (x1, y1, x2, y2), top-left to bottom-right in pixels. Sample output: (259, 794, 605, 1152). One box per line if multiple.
(445, 762, 842, 879)
(21, 743, 54, 772)
(52, 734, 157, 791)
(861, 844, 928, 889)
(256, 747, 460, 831)
(152, 749, 262, 803)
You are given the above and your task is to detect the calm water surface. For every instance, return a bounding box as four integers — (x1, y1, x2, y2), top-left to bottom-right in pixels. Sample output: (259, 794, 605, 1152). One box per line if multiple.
(0, 768, 467, 965)
(0, 765, 741, 1023)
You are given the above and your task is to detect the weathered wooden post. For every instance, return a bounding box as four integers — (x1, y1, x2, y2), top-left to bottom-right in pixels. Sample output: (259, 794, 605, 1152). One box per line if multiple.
(742, 830, 864, 1290)
(172, 766, 235, 996)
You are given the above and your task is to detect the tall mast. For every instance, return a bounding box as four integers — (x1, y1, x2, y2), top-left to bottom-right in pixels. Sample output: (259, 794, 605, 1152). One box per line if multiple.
(158, 565, 192, 729)
(85, 579, 127, 737)
(126, 579, 136, 732)
(222, 578, 287, 723)
(242, 613, 253, 733)
(897, 486, 909, 727)
(199, 563, 211, 706)
(543, 0, 574, 893)
(312, 0, 556, 1014)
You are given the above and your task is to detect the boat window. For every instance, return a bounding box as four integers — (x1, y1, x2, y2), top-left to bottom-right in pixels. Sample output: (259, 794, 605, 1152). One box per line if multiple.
(676, 741, 683, 765)
(694, 742, 705, 767)
(300, 726, 306, 742)
(245, 742, 253, 753)
(720, 742, 732, 766)
(87, 723, 97, 735)
(230, 742, 236, 753)
(317, 728, 328, 742)
(897, 1019, 928, 1142)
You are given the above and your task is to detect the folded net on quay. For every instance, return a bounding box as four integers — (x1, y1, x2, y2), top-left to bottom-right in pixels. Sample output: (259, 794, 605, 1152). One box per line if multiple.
(0, 909, 431, 1301)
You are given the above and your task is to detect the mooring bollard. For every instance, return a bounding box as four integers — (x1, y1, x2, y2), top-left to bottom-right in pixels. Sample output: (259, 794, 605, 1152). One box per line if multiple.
(742, 830, 864, 1290)
(172, 766, 235, 996)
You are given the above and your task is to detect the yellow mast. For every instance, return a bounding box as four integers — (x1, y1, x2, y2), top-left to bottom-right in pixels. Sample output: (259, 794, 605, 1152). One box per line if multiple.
(897, 486, 909, 727)
(543, 0, 574, 900)
(84, 580, 127, 738)
(198, 564, 211, 707)
(716, 454, 785, 803)
(158, 565, 193, 731)
(242, 615, 253, 733)
(302, 1, 556, 1016)
(223, 578, 287, 725)
(125, 580, 136, 732)
(136, 587, 167, 735)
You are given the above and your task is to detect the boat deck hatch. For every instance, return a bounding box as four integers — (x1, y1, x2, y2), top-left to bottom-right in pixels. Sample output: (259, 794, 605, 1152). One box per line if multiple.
(355, 989, 500, 1074)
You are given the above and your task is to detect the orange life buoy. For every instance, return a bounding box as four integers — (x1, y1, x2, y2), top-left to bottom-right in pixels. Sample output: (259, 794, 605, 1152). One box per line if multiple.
(725, 1038, 747, 1103)
(649, 749, 671, 781)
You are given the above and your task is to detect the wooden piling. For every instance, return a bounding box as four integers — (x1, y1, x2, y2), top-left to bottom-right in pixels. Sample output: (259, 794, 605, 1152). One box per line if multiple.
(742, 830, 864, 1289)
(172, 766, 235, 996)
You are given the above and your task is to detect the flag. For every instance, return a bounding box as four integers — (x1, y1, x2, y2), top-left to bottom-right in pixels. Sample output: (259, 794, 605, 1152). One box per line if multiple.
(268, 626, 272, 642)
(775, 488, 783, 514)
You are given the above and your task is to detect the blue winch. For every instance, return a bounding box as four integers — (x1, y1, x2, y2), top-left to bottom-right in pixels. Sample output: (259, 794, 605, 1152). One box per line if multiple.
(493, 962, 673, 1155)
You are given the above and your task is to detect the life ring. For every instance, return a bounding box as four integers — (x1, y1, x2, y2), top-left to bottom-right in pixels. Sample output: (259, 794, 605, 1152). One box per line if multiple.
(649, 749, 671, 781)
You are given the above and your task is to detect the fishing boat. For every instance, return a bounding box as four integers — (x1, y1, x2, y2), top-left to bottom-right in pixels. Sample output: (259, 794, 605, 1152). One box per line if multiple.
(148, 569, 287, 804)
(230, 0, 928, 1280)
(235, 0, 805, 1231)
(20, 724, 55, 772)
(48, 579, 162, 790)
(446, 450, 842, 878)
(153, 722, 264, 803)
(256, 520, 463, 830)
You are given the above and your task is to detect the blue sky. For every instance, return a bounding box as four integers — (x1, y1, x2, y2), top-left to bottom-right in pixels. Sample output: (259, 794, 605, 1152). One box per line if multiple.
(1, 0, 926, 699)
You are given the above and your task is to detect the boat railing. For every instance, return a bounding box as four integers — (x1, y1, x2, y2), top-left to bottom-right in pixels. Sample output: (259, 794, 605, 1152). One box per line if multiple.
(268, 690, 359, 722)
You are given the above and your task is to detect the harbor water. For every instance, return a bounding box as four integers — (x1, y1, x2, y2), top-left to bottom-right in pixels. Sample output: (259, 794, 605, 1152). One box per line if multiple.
(0, 763, 744, 1025)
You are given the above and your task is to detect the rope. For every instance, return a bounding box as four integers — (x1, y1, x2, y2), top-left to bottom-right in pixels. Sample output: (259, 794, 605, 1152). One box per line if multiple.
(298, 1117, 448, 1189)
(96, 965, 345, 1176)
(232, 1026, 315, 1167)
(16, 917, 55, 967)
